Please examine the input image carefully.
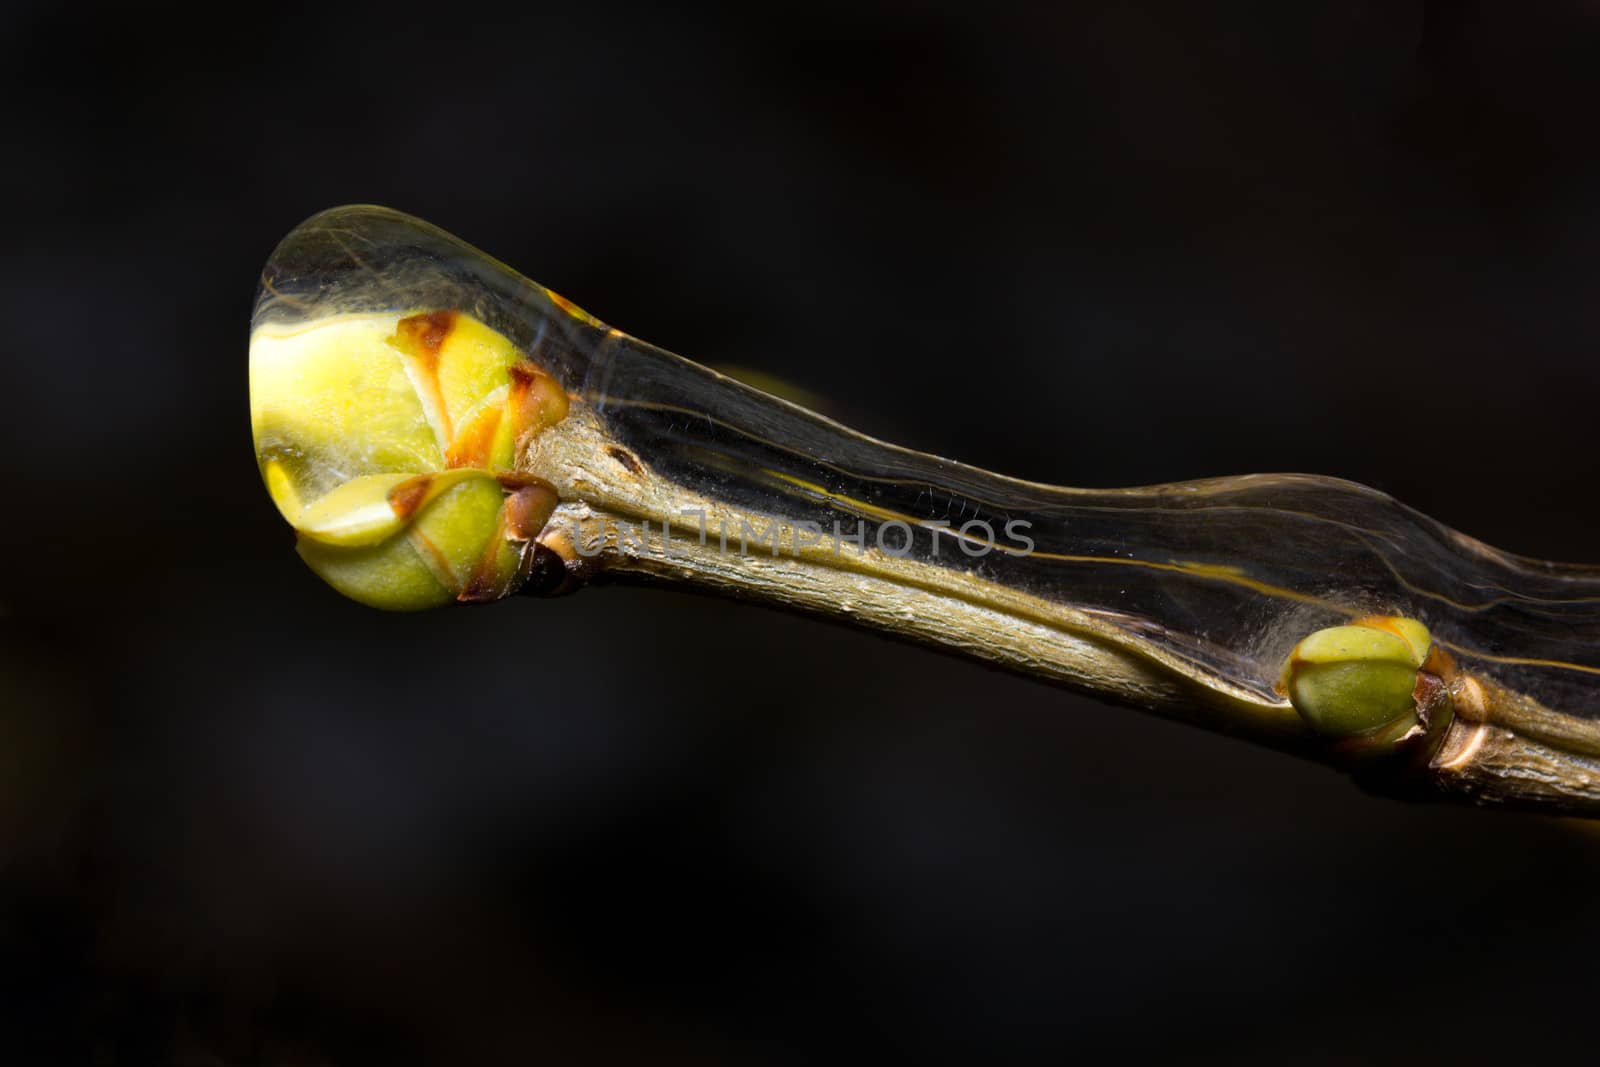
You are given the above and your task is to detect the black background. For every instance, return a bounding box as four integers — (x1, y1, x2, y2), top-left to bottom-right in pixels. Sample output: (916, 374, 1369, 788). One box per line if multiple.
(4, 1, 1599, 1062)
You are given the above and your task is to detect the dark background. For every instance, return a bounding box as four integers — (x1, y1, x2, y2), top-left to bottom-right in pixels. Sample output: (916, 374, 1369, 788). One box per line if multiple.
(4, 1, 1599, 1062)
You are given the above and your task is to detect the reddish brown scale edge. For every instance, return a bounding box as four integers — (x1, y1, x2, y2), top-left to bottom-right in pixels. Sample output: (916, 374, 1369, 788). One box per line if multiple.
(446, 406, 504, 469)
(508, 360, 569, 440)
(393, 310, 457, 368)
(457, 483, 560, 603)
(387, 474, 435, 521)
(503, 482, 560, 540)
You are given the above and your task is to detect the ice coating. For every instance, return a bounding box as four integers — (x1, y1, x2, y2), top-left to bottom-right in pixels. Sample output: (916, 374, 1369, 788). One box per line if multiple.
(250, 206, 1600, 758)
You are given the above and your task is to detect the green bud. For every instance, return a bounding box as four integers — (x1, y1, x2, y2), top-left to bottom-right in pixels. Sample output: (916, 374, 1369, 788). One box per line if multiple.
(1280, 617, 1433, 739)
(251, 309, 566, 610)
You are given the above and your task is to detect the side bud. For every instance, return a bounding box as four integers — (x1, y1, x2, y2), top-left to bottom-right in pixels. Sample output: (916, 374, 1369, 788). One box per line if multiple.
(1279, 615, 1452, 754)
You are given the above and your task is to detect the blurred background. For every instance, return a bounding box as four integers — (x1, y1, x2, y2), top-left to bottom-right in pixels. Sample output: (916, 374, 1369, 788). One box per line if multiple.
(4, 1, 1600, 1062)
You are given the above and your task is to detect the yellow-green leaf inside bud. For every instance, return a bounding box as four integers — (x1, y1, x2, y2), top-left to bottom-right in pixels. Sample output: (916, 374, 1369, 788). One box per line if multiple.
(1280, 618, 1433, 738)
(251, 308, 569, 610)
(290, 469, 478, 547)
(252, 314, 445, 520)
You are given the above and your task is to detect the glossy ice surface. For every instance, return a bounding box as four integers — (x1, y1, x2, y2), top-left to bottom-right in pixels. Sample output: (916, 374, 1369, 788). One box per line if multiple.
(251, 206, 1600, 735)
